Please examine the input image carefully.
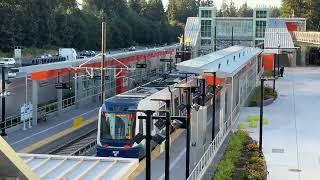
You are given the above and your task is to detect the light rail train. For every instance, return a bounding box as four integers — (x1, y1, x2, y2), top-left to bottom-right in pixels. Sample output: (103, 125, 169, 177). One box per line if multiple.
(97, 73, 197, 158)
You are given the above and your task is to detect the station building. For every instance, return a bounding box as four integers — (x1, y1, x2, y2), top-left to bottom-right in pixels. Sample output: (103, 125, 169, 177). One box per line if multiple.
(185, 6, 306, 67)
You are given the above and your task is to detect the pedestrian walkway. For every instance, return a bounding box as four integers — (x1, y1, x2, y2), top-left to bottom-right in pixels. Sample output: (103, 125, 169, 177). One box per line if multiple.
(4, 103, 100, 151)
(237, 67, 320, 180)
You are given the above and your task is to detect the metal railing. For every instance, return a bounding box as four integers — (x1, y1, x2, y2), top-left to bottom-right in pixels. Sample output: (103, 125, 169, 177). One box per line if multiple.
(291, 31, 320, 45)
(188, 114, 237, 180)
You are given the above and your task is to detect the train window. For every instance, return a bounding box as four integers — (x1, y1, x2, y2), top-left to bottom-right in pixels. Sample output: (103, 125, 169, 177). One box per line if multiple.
(100, 113, 136, 140)
(32, 60, 35, 64)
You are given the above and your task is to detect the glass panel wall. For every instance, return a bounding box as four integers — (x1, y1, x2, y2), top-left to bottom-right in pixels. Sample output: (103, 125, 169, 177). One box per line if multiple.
(255, 21, 267, 38)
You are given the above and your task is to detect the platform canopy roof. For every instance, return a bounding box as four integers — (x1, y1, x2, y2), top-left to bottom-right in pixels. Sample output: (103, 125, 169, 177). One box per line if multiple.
(19, 153, 139, 180)
(264, 19, 295, 50)
(176, 46, 262, 78)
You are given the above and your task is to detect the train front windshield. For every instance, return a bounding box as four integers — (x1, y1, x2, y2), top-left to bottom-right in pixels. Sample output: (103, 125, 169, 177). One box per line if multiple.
(100, 112, 136, 140)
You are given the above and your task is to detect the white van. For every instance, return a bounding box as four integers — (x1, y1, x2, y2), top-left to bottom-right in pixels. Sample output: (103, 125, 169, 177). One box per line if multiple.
(0, 58, 15, 65)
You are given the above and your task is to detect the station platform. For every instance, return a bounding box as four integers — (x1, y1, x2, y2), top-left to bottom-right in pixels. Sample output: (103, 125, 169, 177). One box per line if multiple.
(4, 103, 100, 153)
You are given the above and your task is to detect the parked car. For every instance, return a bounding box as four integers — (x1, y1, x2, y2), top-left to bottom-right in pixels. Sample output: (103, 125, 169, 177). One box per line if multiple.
(0, 58, 16, 65)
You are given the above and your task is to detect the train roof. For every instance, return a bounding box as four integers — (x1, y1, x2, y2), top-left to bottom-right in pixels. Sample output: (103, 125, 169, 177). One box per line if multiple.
(105, 77, 181, 105)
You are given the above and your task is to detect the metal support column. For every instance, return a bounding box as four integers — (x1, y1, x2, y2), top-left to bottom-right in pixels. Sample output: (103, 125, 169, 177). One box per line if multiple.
(57, 76, 63, 113)
(231, 27, 234, 46)
(32, 80, 38, 126)
(214, 26, 217, 52)
(212, 72, 216, 141)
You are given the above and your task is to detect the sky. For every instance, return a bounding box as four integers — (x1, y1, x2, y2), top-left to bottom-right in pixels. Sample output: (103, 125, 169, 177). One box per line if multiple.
(162, 0, 281, 9)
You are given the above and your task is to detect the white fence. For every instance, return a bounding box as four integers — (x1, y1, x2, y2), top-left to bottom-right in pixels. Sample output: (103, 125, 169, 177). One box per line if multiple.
(187, 108, 239, 180)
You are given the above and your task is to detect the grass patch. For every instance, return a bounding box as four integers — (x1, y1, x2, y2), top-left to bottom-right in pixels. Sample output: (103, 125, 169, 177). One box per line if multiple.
(237, 123, 246, 130)
(249, 121, 257, 128)
(263, 70, 274, 77)
(249, 86, 277, 107)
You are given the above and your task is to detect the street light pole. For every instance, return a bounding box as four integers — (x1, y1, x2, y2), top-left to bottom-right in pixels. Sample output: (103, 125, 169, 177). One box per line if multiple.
(1, 66, 6, 136)
(259, 79, 264, 152)
(165, 111, 170, 180)
(145, 110, 153, 180)
(185, 87, 191, 178)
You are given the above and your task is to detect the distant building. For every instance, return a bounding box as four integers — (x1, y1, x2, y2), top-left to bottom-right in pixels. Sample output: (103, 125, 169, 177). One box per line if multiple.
(185, 6, 306, 58)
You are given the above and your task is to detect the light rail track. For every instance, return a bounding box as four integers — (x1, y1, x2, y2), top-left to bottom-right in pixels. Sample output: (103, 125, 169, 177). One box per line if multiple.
(50, 129, 97, 156)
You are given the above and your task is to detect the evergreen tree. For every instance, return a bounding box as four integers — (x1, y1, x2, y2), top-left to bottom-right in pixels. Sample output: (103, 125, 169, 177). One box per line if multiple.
(269, 7, 280, 17)
(238, 3, 253, 17)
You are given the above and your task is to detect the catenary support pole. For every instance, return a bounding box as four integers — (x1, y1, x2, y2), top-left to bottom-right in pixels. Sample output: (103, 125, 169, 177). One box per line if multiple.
(259, 79, 264, 152)
(100, 22, 107, 104)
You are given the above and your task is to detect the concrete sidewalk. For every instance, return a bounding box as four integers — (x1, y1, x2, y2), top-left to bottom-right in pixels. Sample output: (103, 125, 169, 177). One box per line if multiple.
(237, 67, 320, 180)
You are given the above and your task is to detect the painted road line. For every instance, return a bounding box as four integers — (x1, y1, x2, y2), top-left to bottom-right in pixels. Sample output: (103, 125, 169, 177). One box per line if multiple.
(11, 107, 99, 146)
(18, 117, 97, 153)
(128, 129, 185, 180)
(158, 148, 186, 180)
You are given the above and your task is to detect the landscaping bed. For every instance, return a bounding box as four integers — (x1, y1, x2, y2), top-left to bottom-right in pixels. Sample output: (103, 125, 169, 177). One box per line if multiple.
(214, 130, 267, 180)
(249, 86, 277, 107)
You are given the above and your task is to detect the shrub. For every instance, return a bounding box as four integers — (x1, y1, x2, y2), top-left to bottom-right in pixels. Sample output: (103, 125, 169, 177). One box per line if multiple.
(214, 131, 249, 180)
(249, 121, 257, 128)
(237, 123, 246, 130)
(249, 86, 277, 107)
(263, 70, 274, 77)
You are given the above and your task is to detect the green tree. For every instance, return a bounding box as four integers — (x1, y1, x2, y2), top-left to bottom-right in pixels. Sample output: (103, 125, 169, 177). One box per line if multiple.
(238, 3, 253, 17)
(281, 0, 320, 30)
(269, 7, 280, 17)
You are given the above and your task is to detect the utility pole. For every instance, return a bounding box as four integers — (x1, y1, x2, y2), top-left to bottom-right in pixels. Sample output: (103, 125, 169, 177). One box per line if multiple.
(100, 22, 107, 104)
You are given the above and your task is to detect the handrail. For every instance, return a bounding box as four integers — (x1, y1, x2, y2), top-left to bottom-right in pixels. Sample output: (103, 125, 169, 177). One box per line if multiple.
(291, 31, 320, 45)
